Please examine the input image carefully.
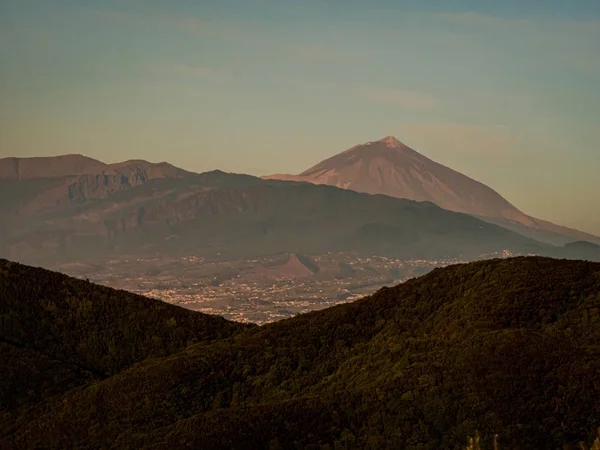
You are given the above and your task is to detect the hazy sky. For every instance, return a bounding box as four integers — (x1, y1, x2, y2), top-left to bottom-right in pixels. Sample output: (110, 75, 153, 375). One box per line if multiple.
(1, 0, 599, 234)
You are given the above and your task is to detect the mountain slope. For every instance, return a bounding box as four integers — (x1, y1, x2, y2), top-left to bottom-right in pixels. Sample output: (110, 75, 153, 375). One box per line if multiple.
(2, 155, 598, 265)
(0, 258, 251, 375)
(264, 136, 600, 245)
(0, 168, 558, 265)
(271, 136, 526, 221)
(2, 257, 600, 449)
(0, 258, 252, 414)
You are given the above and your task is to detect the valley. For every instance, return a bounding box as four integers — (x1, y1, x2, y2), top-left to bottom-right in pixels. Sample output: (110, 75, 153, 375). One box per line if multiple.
(50, 250, 515, 323)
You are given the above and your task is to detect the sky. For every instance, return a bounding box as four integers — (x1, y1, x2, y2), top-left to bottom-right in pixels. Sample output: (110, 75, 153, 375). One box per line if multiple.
(1, 0, 599, 235)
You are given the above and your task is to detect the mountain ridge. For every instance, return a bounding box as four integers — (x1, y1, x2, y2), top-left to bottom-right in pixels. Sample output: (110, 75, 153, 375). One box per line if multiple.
(0, 155, 193, 217)
(1, 152, 598, 266)
(2, 256, 600, 448)
(0, 154, 189, 180)
(2, 162, 568, 266)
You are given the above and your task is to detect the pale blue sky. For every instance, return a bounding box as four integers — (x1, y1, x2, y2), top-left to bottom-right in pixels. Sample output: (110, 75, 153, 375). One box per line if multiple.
(1, 0, 599, 234)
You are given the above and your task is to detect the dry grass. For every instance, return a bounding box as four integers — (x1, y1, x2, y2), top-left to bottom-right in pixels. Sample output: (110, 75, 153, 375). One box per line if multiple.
(466, 429, 599, 450)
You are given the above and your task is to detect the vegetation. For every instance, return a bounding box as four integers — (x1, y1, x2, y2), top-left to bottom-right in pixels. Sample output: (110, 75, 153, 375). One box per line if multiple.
(1, 256, 600, 449)
(0, 258, 251, 413)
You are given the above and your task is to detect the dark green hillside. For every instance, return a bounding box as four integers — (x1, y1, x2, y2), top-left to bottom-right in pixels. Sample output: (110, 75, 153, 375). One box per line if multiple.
(0, 259, 252, 376)
(0, 259, 252, 416)
(2, 257, 599, 449)
(0, 341, 96, 415)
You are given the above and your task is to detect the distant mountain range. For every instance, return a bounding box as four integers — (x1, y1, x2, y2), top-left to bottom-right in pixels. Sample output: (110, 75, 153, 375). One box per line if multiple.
(2, 257, 600, 448)
(0, 151, 599, 266)
(264, 136, 600, 246)
(0, 154, 190, 216)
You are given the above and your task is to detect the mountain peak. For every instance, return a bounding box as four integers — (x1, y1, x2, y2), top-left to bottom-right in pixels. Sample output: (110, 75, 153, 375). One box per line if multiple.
(377, 136, 405, 149)
(268, 136, 528, 222)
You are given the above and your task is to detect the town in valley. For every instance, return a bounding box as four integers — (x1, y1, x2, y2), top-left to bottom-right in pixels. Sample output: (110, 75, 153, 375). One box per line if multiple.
(51, 250, 516, 324)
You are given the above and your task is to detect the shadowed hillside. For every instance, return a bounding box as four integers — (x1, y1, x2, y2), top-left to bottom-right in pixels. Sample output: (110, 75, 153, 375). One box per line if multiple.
(1, 257, 599, 449)
(0, 259, 252, 416)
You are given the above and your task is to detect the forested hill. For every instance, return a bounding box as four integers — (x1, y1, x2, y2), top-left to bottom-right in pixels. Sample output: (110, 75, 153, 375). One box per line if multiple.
(2, 257, 600, 449)
(0, 258, 252, 414)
